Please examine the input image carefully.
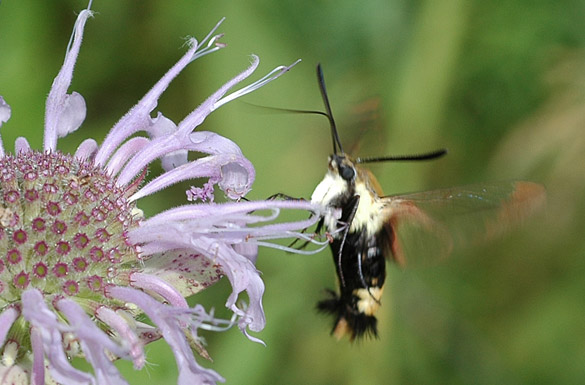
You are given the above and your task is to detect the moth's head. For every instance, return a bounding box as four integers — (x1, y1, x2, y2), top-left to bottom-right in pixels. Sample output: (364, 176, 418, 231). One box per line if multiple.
(328, 154, 357, 184)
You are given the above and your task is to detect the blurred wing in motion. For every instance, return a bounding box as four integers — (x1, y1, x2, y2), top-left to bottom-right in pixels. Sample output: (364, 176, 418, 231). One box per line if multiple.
(382, 181, 546, 267)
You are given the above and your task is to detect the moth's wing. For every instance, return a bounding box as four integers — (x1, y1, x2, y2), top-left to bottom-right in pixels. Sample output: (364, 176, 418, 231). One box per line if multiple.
(346, 98, 386, 156)
(380, 181, 546, 267)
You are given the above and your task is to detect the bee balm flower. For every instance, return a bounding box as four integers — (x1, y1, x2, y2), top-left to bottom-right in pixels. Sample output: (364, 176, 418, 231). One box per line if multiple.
(0, 4, 324, 385)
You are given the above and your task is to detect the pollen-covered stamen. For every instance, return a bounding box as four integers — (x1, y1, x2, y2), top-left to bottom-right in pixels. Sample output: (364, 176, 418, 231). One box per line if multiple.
(188, 305, 238, 332)
(187, 18, 227, 64)
(188, 31, 226, 63)
(0, 151, 141, 307)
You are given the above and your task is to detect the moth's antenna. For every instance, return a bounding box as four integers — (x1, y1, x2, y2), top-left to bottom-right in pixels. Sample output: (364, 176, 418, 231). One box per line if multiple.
(317, 64, 344, 155)
(356, 148, 447, 164)
(241, 101, 329, 118)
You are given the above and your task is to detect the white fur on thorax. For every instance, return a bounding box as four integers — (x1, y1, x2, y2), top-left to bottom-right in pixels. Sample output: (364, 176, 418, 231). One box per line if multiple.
(311, 171, 387, 238)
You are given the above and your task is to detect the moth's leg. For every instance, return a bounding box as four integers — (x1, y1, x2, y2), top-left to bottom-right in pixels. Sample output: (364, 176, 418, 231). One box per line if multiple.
(337, 195, 360, 288)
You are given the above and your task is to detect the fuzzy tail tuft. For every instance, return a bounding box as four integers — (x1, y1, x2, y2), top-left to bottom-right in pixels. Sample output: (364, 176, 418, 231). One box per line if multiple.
(317, 289, 378, 341)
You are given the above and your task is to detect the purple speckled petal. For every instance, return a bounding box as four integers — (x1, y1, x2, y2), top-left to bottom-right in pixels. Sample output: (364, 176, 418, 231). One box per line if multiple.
(56, 299, 129, 385)
(107, 286, 225, 385)
(21, 290, 94, 385)
(141, 250, 223, 297)
(44, 10, 92, 152)
(134, 321, 163, 346)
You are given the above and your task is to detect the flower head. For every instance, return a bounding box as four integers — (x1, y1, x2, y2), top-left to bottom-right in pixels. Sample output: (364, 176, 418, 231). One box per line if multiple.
(0, 4, 325, 384)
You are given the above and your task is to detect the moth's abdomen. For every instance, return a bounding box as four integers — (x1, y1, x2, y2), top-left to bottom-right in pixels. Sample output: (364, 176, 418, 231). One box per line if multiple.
(319, 228, 388, 340)
(317, 290, 379, 340)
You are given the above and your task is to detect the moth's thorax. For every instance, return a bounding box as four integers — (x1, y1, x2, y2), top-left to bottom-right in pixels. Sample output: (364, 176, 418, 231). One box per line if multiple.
(311, 154, 386, 237)
(352, 180, 386, 237)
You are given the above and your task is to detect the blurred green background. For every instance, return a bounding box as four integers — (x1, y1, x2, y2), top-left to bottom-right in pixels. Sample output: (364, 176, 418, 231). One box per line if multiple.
(1, 0, 585, 384)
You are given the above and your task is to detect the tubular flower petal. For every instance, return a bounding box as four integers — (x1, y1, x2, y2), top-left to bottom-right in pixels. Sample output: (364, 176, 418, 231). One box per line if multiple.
(0, 96, 11, 157)
(0, 3, 326, 384)
(0, 97, 10, 128)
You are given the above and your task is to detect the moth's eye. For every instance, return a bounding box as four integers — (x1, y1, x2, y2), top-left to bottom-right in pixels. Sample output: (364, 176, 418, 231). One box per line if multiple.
(340, 165, 355, 181)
